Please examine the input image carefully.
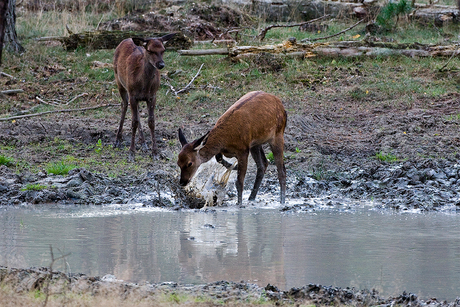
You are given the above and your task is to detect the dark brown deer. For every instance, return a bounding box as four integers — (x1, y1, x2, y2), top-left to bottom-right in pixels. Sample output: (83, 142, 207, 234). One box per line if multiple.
(113, 34, 175, 161)
(177, 91, 287, 205)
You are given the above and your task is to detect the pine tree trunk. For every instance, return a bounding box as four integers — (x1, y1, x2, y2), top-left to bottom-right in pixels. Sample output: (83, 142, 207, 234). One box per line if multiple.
(0, 0, 8, 65)
(4, 0, 24, 54)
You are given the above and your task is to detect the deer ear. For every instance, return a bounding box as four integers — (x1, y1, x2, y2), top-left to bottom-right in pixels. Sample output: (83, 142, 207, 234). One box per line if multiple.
(178, 128, 188, 147)
(193, 131, 210, 151)
(132, 37, 146, 46)
(160, 33, 176, 44)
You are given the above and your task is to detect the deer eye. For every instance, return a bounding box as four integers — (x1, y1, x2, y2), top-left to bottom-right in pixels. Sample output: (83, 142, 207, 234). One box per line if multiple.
(187, 162, 193, 168)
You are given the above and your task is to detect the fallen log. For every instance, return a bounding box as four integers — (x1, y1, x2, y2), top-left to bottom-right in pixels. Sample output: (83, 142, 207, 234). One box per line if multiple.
(178, 38, 460, 59)
(179, 48, 229, 56)
(37, 30, 193, 51)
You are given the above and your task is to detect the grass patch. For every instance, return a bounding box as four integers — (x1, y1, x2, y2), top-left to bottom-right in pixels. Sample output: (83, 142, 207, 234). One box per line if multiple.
(375, 151, 399, 162)
(445, 113, 460, 122)
(46, 159, 78, 175)
(266, 152, 275, 163)
(0, 155, 14, 166)
(21, 183, 47, 191)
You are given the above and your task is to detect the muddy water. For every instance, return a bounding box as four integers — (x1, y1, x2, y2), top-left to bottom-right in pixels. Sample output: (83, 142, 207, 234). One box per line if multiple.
(1, 205, 460, 301)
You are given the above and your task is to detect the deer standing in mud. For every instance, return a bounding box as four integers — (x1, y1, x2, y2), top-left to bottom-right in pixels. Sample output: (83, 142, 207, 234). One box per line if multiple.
(113, 33, 175, 161)
(177, 91, 287, 206)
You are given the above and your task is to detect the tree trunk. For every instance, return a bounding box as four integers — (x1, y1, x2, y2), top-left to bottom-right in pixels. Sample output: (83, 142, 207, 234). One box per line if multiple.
(0, 0, 8, 65)
(4, 0, 24, 54)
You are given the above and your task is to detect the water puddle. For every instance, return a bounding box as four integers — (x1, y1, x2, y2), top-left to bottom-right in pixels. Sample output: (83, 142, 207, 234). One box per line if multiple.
(1, 204, 460, 301)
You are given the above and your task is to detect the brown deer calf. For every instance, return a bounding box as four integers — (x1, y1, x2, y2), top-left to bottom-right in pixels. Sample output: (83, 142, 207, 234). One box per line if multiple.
(113, 34, 175, 161)
(177, 91, 287, 205)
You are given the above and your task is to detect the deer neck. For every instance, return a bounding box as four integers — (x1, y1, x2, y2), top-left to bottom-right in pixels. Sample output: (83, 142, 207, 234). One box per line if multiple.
(197, 134, 222, 163)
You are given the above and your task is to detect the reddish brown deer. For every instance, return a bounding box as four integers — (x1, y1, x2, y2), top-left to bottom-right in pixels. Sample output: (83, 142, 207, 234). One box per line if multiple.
(177, 91, 287, 205)
(113, 34, 175, 161)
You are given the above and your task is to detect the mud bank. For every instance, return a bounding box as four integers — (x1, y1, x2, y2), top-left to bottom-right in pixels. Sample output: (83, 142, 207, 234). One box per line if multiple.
(1, 154, 460, 211)
(1, 266, 460, 306)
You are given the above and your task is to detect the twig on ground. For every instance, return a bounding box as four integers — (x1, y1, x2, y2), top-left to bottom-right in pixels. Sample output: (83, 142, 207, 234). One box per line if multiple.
(301, 18, 365, 42)
(96, 15, 104, 30)
(36, 93, 88, 106)
(65, 92, 88, 105)
(439, 43, 459, 71)
(0, 103, 118, 122)
(36, 96, 60, 106)
(165, 63, 204, 96)
(0, 71, 15, 79)
(258, 15, 331, 41)
(1, 89, 23, 95)
(43, 245, 71, 307)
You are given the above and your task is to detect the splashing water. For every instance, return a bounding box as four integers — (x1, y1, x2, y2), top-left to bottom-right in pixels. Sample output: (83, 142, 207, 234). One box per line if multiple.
(186, 157, 237, 208)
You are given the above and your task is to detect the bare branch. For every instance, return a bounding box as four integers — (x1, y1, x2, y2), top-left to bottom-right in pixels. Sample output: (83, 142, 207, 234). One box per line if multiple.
(1, 89, 23, 95)
(301, 18, 366, 42)
(258, 15, 331, 41)
(439, 43, 459, 71)
(0, 71, 15, 79)
(66, 92, 88, 105)
(36, 93, 88, 106)
(0, 103, 118, 122)
(96, 15, 104, 30)
(165, 63, 204, 96)
(36, 96, 59, 106)
(177, 63, 204, 94)
(43, 245, 71, 307)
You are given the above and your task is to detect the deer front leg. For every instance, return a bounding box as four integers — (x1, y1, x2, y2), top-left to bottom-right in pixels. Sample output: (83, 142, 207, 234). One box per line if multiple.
(128, 98, 140, 162)
(235, 152, 249, 206)
(147, 96, 158, 159)
(215, 153, 238, 170)
(136, 116, 148, 152)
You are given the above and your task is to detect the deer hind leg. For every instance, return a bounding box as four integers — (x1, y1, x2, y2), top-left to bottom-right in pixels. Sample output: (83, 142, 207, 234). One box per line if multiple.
(248, 145, 268, 201)
(236, 151, 249, 206)
(270, 136, 286, 204)
(115, 88, 129, 148)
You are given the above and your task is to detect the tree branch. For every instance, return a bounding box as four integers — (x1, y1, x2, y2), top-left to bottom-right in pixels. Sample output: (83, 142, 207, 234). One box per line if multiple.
(0, 103, 117, 121)
(1, 89, 23, 94)
(438, 43, 459, 71)
(301, 18, 365, 42)
(258, 15, 331, 41)
(165, 63, 204, 96)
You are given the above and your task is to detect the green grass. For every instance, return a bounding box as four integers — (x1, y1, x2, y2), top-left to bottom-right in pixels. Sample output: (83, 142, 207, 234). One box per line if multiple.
(375, 151, 399, 162)
(445, 113, 460, 121)
(266, 152, 275, 163)
(21, 183, 47, 191)
(0, 155, 14, 166)
(46, 159, 78, 175)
